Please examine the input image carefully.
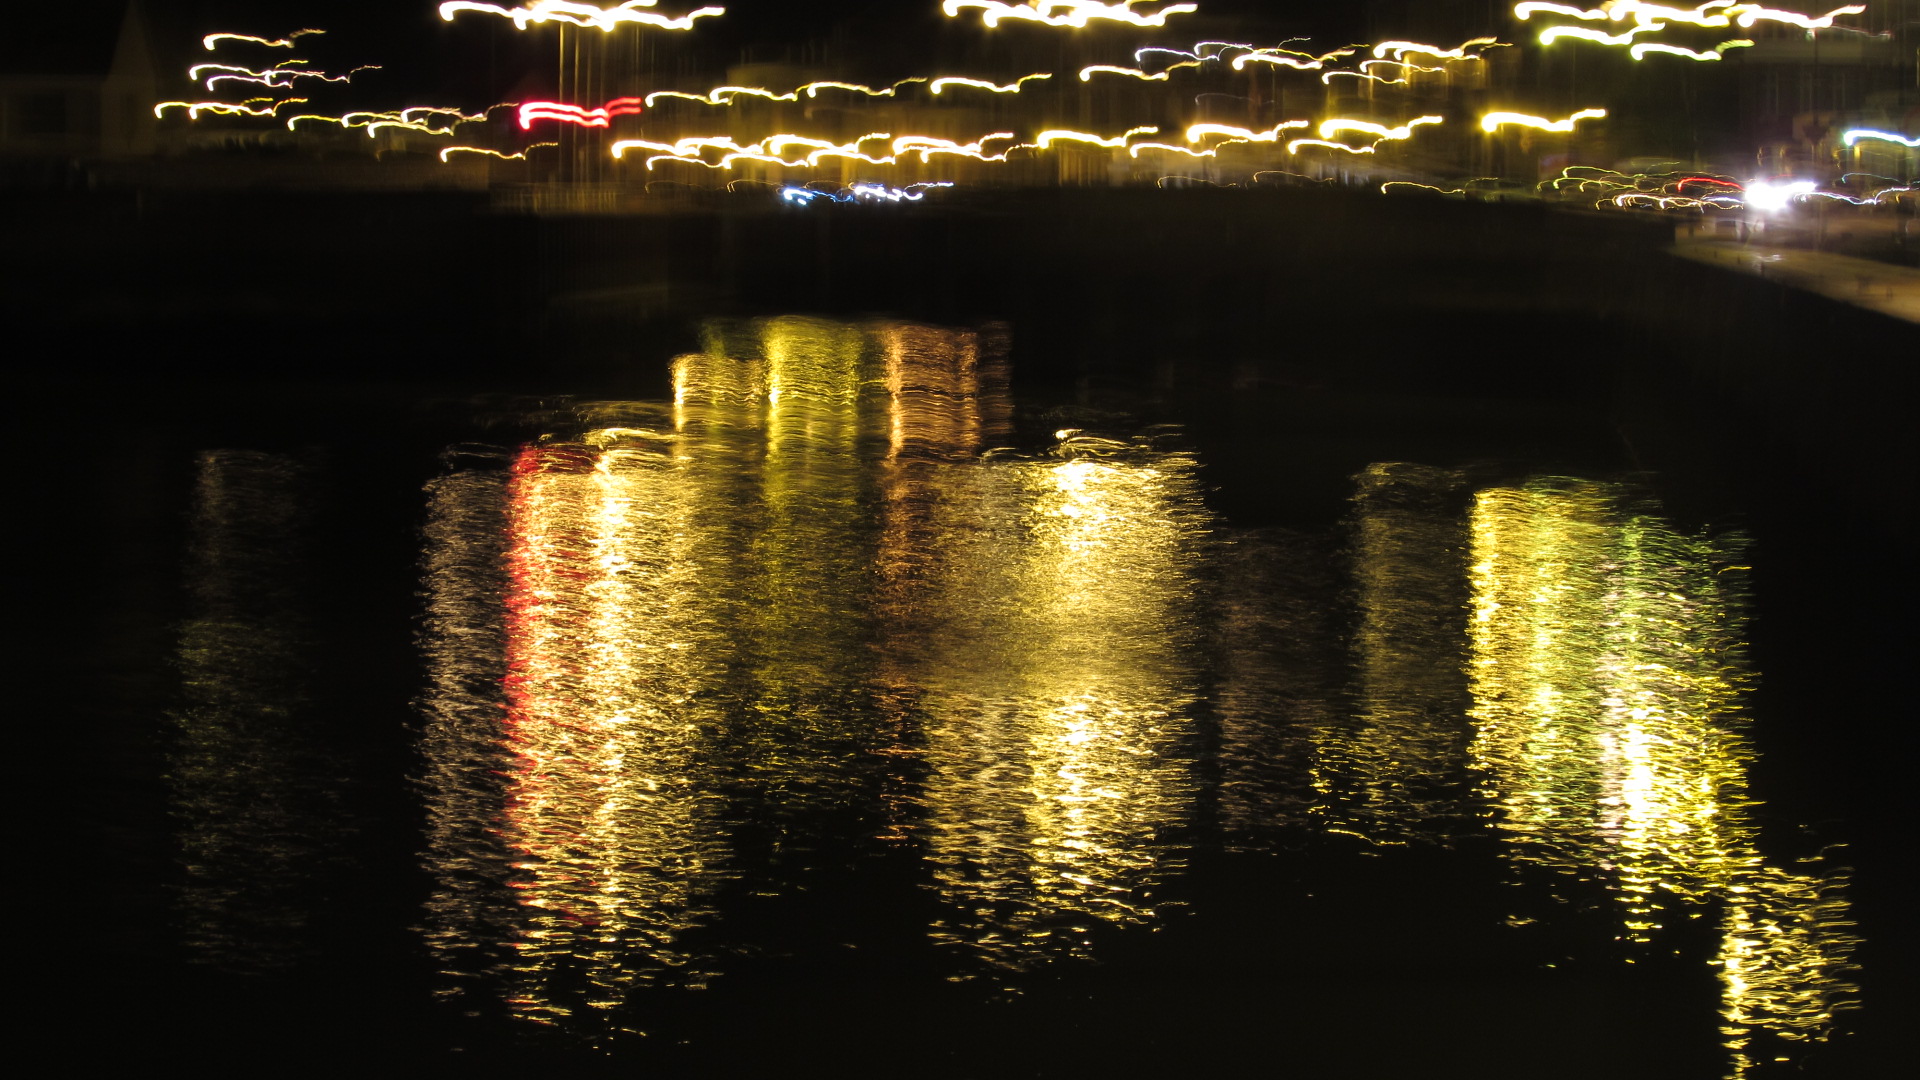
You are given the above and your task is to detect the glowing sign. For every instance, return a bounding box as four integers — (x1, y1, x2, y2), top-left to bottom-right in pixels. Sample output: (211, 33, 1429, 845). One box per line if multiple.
(438, 1, 725, 32)
(942, 1, 1199, 28)
(1481, 108, 1608, 132)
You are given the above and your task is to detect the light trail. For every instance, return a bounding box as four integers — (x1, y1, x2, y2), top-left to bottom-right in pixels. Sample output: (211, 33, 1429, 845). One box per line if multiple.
(1629, 39, 1752, 59)
(1481, 107, 1608, 132)
(1318, 115, 1443, 142)
(1078, 65, 1170, 82)
(1033, 125, 1159, 149)
(203, 30, 325, 50)
(517, 97, 644, 129)
(439, 1, 726, 32)
(286, 106, 496, 138)
(1539, 23, 1657, 45)
(1372, 37, 1501, 62)
(440, 142, 559, 161)
(1842, 128, 1920, 148)
(1286, 138, 1377, 155)
(1185, 121, 1311, 144)
(189, 61, 380, 91)
(155, 98, 308, 120)
(942, 1, 1199, 29)
(929, 74, 1052, 94)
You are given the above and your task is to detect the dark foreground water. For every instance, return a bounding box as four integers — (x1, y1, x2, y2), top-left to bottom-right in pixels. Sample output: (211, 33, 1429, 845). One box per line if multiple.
(46, 206, 1909, 1076)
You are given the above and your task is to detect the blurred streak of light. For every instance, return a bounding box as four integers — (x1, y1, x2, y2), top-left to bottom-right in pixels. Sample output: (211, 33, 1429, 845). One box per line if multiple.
(1841, 128, 1920, 148)
(914, 432, 1208, 973)
(1382, 180, 1468, 195)
(1128, 141, 1217, 158)
(417, 455, 521, 1009)
(518, 97, 645, 129)
(1321, 59, 1438, 87)
(1466, 479, 1758, 939)
(190, 61, 379, 91)
(1034, 125, 1159, 148)
(780, 181, 954, 203)
(1079, 65, 1171, 82)
(498, 421, 731, 1024)
(439, 1, 727, 32)
(931, 74, 1054, 94)
(1540, 23, 1658, 45)
(203, 30, 324, 50)
(441, 142, 558, 161)
(620, 125, 1156, 169)
(943, 1, 1199, 29)
(1318, 115, 1443, 142)
(1629, 39, 1753, 60)
(1481, 107, 1607, 133)
(1373, 38, 1501, 62)
(286, 106, 495, 137)
(1185, 120, 1309, 144)
(170, 451, 343, 972)
(1733, 4, 1865, 29)
(643, 74, 1057, 109)
(894, 133, 1020, 161)
(1286, 137, 1377, 154)
(155, 98, 307, 120)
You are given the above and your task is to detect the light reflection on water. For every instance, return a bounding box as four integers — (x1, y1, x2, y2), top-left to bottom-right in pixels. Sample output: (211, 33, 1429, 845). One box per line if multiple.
(223, 314, 1864, 1069)
(908, 436, 1209, 971)
(1465, 477, 1859, 1075)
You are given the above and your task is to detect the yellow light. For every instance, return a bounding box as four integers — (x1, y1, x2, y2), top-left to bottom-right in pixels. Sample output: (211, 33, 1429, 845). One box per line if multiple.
(929, 74, 1053, 94)
(1372, 38, 1500, 62)
(154, 98, 307, 120)
(1629, 39, 1752, 60)
(439, 142, 558, 161)
(1286, 138, 1377, 154)
(1539, 24, 1655, 45)
(1078, 65, 1170, 82)
(1317, 115, 1443, 142)
(1033, 125, 1159, 149)
(1184, 120, 1310, 144)
(202, 30, 325, 50)
(1481, 107, 1607, 132)
(942, 1, 1199, 29)
(1733, 4, 1865, 29)
(438, 1, 727, 32)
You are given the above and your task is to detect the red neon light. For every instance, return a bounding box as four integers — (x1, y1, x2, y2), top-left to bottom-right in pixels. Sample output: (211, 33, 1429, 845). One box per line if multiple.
(517, 97, 645, 130)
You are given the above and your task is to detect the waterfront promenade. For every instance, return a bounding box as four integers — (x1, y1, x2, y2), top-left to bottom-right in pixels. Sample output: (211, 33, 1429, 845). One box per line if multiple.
(1671, 237, 1920, 324)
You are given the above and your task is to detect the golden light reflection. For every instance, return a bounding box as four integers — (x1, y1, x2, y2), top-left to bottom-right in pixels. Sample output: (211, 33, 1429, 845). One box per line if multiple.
(418, 457, 521, 1007)
(1466, 477, 1857, 1072)
(497, 417, 731, 1024)
(910, 434, 1209, 972)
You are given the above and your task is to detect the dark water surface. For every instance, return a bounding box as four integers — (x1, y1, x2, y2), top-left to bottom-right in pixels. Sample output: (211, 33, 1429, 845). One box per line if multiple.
(50, 200, 1909, 1077)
